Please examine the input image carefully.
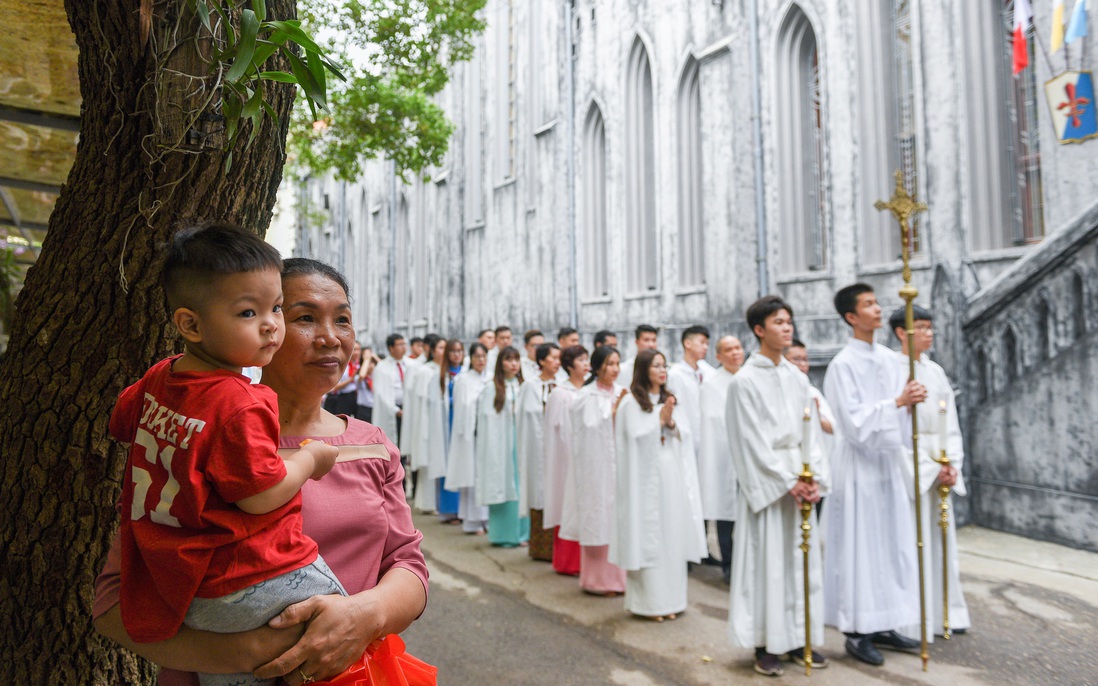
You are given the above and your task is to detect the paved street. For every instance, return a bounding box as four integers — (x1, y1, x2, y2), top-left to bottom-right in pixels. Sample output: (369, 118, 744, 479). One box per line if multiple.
(403, 515, 1098, 685)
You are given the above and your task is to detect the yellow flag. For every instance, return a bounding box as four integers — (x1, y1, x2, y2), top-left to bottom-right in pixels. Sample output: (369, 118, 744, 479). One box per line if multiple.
(1051, 0, 1066, 52)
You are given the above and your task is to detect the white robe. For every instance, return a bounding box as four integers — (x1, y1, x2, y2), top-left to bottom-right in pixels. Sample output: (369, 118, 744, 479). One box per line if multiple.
(521, 357, 540, 382)
(823, 339, 919, 634)
(516, 377, 552, 513)
(408, 361, 440, 512)
(895, 351, 971, 639)
(725, 354, 830, 654)
(619, 357, 636, 389)
(371, 357, 404, 446)
(422, 372, 449, 481)
(666, 360, 713, 456)
(611, 393, 706, 616)
(475, 379, 521, 507)
(697, 366, 739, 521)
(570, 383, 620, 546)
(445, 370, 489, 488)
(544, 382, 582, 538)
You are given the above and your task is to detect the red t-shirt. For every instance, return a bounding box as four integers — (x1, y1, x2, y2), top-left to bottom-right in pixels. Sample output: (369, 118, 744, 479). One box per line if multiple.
(110, 356, 317, 643)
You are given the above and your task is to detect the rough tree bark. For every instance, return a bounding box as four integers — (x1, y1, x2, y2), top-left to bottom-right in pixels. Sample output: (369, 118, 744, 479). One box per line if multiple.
(0, 1, 297, 682)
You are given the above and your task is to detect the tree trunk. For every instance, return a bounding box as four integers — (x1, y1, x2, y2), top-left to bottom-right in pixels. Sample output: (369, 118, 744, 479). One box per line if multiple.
(0, 1, 296, 682)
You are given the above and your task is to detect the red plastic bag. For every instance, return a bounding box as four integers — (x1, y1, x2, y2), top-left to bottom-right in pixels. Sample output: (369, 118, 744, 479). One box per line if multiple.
(313, 635, 437, 686)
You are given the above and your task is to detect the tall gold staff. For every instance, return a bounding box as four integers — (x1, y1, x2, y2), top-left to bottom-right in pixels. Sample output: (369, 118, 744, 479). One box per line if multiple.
(799, 406, 814, 676)
(875, 170, 929, 671)
(933, 400, 952, 639)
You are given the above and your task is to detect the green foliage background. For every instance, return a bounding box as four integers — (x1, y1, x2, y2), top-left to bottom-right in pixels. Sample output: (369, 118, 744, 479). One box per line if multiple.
(289, 0, 487, 181)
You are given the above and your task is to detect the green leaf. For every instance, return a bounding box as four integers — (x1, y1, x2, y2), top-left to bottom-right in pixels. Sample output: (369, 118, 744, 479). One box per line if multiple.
(251, 0, 266, 24)
(319, 54, 347, 82)
(251, 38, 283, 71)
(265, 20, 324, 54)
(261, 99, 279, 130)
(225, 9, 260, 83)
(194, 0, 211, 32)
(209, 3, 235, 48)
(305, 49, 327, 105)
(282, 46, 327, 115)
(258, 70, 298, 84)
(241, 86, 262, 119)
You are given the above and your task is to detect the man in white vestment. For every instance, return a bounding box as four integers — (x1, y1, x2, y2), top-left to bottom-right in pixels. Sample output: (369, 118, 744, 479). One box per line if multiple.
(726, 296, 830, 676)
(407, 334, 443, 513)
(593, 330, 618, 350)
(667, 325, 717, 568)
(521, 329, 545, 381)
(823, 283, 925, 666)
(405, 337, 425, 370)
(783, 340, 835, 437)
(619, 324, 659, 387)
(487, 326, 513, 372)
(373, 334, 406, 447)
(554, 328, 580, 383)
(698, 335, 744, 583)
(889, 306, 970, 640)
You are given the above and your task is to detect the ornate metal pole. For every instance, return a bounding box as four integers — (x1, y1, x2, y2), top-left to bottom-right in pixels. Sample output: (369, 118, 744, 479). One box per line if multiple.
(875, 170, 929, 671)
(799, 406, 814, 676)
(933, 401, 952, 639)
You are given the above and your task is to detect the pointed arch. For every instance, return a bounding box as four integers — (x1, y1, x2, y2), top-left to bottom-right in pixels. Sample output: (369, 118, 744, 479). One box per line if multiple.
(775, 4, 827, 274)
(1071, 271, 1086, 340)
(582, 102, 609, 298)
(677, 56, 704, 287)
(1002, 326, 1019, 384)
(625, 36, 658, 292)
(1035, 297, 1051, 361)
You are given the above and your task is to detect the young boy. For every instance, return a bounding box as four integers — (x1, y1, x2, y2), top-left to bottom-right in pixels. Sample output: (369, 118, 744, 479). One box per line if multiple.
(822, 283, 924, 666)
(109, 223, 342, 686)
(725, 296, 829, 676)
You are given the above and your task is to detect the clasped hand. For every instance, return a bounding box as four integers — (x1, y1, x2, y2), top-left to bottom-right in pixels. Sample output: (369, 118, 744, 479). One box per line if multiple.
(790, 480, 821, 504)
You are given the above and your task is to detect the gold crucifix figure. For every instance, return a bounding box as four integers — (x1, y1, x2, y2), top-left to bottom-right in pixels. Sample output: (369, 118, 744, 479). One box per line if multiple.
(876, 169, 930, 671)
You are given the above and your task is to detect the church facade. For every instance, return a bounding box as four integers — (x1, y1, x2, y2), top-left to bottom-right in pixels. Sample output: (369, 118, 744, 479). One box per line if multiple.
(297, 0, 1098, 550)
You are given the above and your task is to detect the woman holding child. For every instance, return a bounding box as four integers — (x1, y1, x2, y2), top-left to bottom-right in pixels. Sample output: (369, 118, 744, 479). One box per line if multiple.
(93, 254, 428, 685)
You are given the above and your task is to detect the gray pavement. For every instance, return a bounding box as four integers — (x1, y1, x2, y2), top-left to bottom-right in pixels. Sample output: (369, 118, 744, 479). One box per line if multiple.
(403, 515, 1098, 685)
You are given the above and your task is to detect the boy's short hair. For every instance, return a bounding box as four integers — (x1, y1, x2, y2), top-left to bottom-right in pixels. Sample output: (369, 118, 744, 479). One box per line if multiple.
(386, 333, 404, 350)
(494, 325, 512, 335)
(746, 296, 794, 340)
(681, 325, 710, 344)
(163, 222, 282, 310)
(834, 283, 874, 327)
(635, 324, 658, 339)
(477, 329, 493, 338)
(524, 329, 544, 344)
(557, 327, 578, 340)
(594, 330, 616, 346)
(410, 337, 424, 346)
(535, 342, 560, 366)
(786, 339, 807, 351)
(888, 305, 933, 340)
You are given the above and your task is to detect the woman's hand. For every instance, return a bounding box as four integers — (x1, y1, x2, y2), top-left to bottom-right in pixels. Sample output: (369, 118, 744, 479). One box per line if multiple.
(659, 396, 676, 428)
(253, 593, 383, 684)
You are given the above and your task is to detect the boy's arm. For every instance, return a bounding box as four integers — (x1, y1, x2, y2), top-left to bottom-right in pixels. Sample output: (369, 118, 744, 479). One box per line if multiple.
(236, 441, 337, 515)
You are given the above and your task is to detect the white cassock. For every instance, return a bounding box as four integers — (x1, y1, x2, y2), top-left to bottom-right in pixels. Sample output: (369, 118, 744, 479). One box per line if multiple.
(808, 384, 838, 458)
(570, 383, 621, 546)
(404, 355, 425, 372)
(475, 378, 521, 507)
(408, 361, 440, 512)
(445, 369, 491, 529)
(422, 372, 449, 482)
(544, 382, 582, 539)
(521, 357, 540, 382)
(725, 354, 830, 654)
(486, 347, 501, 374)
(619, 357, 636, 389)
(895, 351, 970, 639)
(371, 357, 404, 447)
(823, 339, 918, 634)
(554, 368, 569, 384)
(516, 377, 552, 513)
(698, 366, 739, 521)
(611, 393, 707, 617)
(666, 360, 714, 455)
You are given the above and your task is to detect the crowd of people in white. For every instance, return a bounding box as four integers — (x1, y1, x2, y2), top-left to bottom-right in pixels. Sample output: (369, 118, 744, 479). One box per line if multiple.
(319, 284, 971, 677)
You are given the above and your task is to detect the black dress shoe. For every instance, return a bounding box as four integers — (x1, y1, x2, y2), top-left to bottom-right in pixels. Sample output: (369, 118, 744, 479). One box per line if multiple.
(845, 635, 884, 666)
(701, 554, 722, 567)
(871, 630, 921, 652)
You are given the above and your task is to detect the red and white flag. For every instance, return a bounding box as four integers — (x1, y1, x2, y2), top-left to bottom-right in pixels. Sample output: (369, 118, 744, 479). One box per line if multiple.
(1013, 0, 1034, 74)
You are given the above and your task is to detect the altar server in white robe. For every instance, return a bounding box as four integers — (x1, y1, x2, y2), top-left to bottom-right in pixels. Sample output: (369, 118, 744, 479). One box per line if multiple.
(373, 334, 407, 448)
(726, 296, 831, 676)
(517, 343, 558, 561)
(666, 325, 714, 445)
(889, 305, 970, 640)
(618, 324, 659, 387)
(823, 283, 925, 667)
(407, 335, 444, 512)
(553, 328, 581, 382)
(475, 346, 530, 547)
(486, 325, 513, 373)
(698, 335, 744, 584)
(572, 345, 628, 595)
(544, 345, 589, 576)
(432, 339, 465, 522)
(783, 340, 836, 439)
(521, 329, 545, 381)
(611, 349, 706, 621)
(446, 342, 491, 534)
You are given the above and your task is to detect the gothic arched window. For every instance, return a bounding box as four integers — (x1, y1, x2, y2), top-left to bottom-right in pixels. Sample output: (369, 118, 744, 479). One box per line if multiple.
(583, 104, 609, 298)
(677, 57, 704, 287)
(625, 38, 658, 292)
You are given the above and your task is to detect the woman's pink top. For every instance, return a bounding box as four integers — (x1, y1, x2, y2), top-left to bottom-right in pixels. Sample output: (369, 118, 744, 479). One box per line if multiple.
(93, 417, 428, 685)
